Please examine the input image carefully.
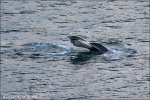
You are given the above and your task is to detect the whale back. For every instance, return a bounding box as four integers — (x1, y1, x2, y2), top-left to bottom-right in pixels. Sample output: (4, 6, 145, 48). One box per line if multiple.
(90, 43, 108, 52)
(68, 36, 108, 53)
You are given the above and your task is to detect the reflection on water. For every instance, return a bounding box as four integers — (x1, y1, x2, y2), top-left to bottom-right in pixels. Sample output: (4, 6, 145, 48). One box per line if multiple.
(1, 0, 149, 99)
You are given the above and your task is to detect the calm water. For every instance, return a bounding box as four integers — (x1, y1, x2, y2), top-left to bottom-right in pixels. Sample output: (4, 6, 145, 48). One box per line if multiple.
(1, 0, 149, 99)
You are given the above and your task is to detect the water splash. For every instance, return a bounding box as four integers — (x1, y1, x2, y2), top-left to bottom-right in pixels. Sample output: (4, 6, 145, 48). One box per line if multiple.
(43, 43, 72, 56)
(35, 42, 71, 56)
(19, 42, 72, 56)
(102, 48, 137, 61)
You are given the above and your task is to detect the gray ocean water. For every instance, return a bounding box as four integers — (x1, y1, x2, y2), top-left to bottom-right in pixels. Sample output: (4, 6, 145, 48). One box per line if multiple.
(1, 0, 150, 100)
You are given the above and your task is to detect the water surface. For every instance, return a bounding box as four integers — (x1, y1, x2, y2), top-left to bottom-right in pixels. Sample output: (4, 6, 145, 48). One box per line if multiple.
(1, 0, 149, 99)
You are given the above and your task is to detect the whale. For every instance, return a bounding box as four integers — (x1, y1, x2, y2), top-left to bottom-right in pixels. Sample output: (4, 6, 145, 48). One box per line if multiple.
(68, 36, 108, 53)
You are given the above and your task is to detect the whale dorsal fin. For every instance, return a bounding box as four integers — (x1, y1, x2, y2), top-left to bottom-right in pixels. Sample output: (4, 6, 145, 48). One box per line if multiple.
(90, 43, 108, 52)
